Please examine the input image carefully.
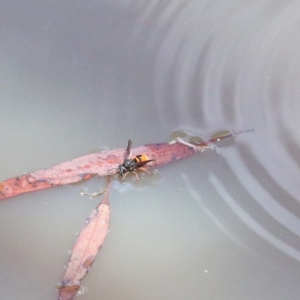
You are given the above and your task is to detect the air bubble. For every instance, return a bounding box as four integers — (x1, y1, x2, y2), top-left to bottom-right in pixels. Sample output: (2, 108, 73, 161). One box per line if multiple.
(170, 130, 189, 140)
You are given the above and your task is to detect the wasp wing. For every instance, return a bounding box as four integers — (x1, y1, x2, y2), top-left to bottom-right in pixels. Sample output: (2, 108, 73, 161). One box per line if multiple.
(124, 139, 132, 160)
(132, 159, 156, 168)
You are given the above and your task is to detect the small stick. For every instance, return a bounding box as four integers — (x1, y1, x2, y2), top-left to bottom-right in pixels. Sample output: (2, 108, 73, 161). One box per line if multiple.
(169, 128, 254, 151)
(80, 177, 110, 197)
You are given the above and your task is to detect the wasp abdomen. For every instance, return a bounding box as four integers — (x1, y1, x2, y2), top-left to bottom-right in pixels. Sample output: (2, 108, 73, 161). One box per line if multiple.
(133, 154, 150, 165)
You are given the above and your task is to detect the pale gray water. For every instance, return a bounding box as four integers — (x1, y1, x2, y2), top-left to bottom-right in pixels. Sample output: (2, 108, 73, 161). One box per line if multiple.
(1, 1, 300, 299)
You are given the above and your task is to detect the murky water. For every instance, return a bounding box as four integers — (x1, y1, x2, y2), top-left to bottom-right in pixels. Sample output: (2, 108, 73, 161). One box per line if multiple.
(1, 1, 300, 299)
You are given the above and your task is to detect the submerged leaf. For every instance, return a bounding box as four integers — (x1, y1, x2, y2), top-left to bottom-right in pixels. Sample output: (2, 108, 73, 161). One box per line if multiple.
(58, 177, 111, 300)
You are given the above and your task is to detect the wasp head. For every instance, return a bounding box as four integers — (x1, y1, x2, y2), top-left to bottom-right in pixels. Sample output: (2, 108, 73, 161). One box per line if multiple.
(122, 159, 135, 172)
(117, 164, 128, 176)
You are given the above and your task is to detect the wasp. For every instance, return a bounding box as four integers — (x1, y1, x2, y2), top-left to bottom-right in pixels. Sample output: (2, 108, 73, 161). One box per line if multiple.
(109, 139, 155, 181)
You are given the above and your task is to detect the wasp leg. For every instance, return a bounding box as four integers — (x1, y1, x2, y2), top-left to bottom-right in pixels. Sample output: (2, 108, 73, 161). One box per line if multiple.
(121, 171, 141, 181)
(138, 167, 152, 175)
(107, 169, 118, 176)
(122, 172, 130, 180)
(133, 171, 140, 181)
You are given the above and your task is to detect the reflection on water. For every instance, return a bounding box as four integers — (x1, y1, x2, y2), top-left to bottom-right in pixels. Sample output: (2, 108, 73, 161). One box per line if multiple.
(1, 0, 300, 299)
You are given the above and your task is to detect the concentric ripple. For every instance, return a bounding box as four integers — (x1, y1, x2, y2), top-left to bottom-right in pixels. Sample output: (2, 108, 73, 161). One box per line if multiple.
(128, 0, 300, 263)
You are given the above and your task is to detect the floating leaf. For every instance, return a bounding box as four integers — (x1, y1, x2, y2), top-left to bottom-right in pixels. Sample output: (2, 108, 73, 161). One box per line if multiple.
(0, 142, 199, 200)
(0, 131, 253, 200)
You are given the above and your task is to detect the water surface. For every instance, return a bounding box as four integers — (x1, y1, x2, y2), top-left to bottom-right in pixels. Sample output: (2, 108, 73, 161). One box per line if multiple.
(1, 1, 300, 299)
